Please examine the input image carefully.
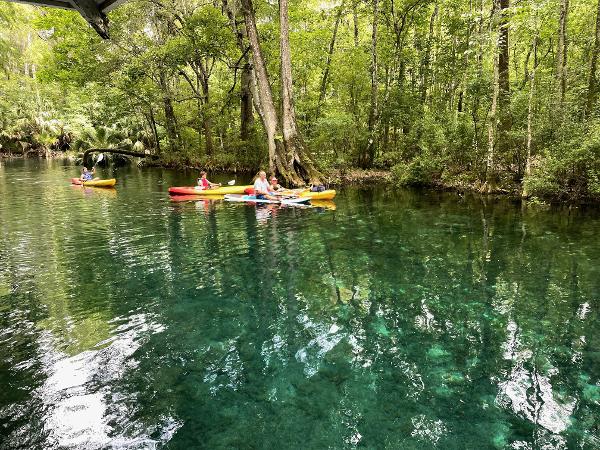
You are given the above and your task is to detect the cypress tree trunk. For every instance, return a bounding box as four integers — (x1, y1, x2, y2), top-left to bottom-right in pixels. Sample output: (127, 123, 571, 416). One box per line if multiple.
(240, 0, 282, 173)
(279, 0, 322, 185)
(586, 0, 600, 116)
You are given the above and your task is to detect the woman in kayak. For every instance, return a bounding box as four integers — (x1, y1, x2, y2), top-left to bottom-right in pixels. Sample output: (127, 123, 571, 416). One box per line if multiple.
(197, 171, 220, 190)
(80, 167, 98, 181)
(254, 171, 277, 200)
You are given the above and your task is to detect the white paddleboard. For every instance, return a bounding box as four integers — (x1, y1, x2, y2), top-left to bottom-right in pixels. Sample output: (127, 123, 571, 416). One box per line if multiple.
(224, 194, 310, 205)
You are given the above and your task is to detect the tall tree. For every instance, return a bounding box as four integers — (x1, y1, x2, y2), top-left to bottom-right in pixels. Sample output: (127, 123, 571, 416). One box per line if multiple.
(363, 0, 379, 168)
(240, 0, 321, 184)
(556, 0, 569, 107)
(421, 3, 438, 104)
(497, 0, 510, 138)
(279, 0, 322, 184)
(240, 0, 282, 172)
(158, 71, 181, 153)
(523, 33, 538, 198)
(316, 2, 344, 119)
(222, 0, 254, 140)
(586, 0, 600, 117)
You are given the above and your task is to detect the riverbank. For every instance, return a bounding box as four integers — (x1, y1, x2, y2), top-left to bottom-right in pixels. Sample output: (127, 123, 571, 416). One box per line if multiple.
(2, 150, 597, 204)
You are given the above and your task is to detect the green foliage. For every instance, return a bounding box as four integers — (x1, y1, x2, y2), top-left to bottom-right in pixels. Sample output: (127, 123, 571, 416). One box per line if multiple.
(0, 0, 599, 200)
(392, 156, 443, 187)
(524, 123, 600, 201)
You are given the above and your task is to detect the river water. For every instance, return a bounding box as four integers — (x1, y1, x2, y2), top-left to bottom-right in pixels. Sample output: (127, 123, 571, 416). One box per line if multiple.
(0, 159, 599, 449)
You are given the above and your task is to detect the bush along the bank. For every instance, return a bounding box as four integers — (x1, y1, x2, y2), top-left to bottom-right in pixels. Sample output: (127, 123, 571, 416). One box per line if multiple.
(524, 123, 600, 202)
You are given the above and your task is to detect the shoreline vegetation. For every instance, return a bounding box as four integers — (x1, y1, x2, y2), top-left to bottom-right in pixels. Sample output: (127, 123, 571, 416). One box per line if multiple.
(2, 0, 600, 203)
(3, 150, 598, 206)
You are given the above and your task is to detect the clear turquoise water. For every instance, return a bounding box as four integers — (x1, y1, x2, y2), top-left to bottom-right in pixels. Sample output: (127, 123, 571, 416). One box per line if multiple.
(1, 159, 599, 449)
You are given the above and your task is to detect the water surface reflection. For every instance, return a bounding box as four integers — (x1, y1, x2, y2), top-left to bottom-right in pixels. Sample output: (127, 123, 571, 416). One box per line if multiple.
(0, 160, 599, 448)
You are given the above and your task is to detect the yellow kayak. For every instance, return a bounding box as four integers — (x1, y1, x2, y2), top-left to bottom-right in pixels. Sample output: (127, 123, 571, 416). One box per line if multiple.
(299, 189, 336, 200)
(71, 178, 117, 188)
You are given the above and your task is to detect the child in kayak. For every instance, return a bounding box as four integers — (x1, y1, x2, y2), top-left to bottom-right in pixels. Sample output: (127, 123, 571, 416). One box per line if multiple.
(80, 167, 97, 181)
(197, 171, 220, 190)
(254, 171, 277, 200)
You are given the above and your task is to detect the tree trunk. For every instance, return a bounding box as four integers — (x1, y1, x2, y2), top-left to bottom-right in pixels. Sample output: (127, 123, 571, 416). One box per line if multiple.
(82, 148, 159, 167)
(486, 40, 500, 192)
(497, 0, 511, 150)
(250, 68, 267, 129)
(353, 2, 359, 47)
(148, 106, 161, 154)
(556, 0, 569, 107)
(421, 3, 438, 104)
(222, 0, 255, 140)
(472, 0, 484, 155)
(523, 35, 538, 198)
(364, 0, 379, 168)
(240, 62, 254, 140)
(240, 0, 282, 173)
(279, 0, 322, 185)
(199, 72, 214, 156)
(586, 0, 600, 116)
(159, 72, 180, 153)
(382, 65, 391, 151)
(190, 57, 215, 156)
(316, 2, 344, 119)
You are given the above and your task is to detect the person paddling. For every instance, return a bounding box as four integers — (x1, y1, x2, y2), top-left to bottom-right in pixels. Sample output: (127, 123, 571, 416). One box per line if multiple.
(80, 167, 98, 182)
(197, 171, 220, 190)
(254, 171, 277, 200)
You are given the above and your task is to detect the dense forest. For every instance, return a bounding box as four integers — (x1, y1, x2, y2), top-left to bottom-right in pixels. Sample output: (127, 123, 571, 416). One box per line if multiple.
(1, 0, 600, 199)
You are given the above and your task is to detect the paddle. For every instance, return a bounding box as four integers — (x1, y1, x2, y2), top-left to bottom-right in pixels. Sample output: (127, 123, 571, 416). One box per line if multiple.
(195, 179, 235, 190)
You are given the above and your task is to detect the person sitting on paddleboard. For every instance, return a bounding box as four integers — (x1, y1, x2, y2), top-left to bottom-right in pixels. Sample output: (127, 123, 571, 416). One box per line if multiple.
(80, 167, 97, 181)
(270, 176, 284, 192)
(254, 171, 277, 200)
(197, 171, 220, 190)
